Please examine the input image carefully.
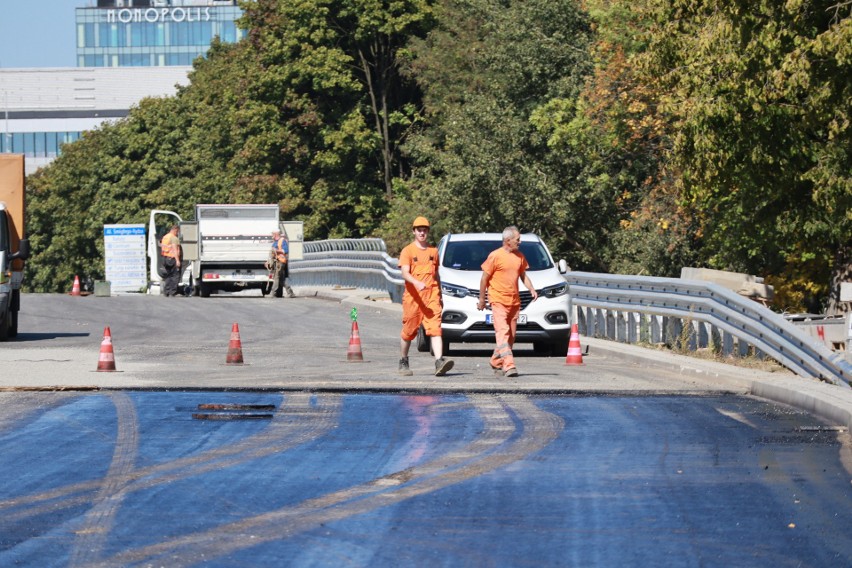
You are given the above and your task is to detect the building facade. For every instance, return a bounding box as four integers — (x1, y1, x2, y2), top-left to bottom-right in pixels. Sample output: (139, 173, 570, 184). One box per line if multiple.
(76, 0, 244, 67)
(1, 1, 244, 173)
(1, 67, 192, 175)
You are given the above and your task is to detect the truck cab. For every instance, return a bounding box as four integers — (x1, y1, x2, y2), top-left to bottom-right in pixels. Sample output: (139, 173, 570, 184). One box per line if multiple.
(0, 154, 30, 340)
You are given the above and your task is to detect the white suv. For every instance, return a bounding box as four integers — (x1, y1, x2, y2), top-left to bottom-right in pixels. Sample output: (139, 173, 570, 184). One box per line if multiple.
(418, 232, 572, 356)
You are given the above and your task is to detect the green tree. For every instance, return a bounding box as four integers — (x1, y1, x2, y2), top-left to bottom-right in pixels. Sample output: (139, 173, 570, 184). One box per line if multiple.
(234, 0, 434, 236)
(26, 1, 436, 291)
(26, 95, 198, 293)
(641, 0, 851, 311)
(394, 0, 595, 264)
(527, 0, 705, 278)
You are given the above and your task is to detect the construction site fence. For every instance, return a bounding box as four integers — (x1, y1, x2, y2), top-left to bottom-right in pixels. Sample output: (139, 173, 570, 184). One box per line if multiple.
(289, 238, 851, 387)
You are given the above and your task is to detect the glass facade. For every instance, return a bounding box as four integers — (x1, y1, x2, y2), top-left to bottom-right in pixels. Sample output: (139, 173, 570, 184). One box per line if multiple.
(76, 1, 244, 67)
(2, 2, 243, 168)
(1, 131, 82, 159)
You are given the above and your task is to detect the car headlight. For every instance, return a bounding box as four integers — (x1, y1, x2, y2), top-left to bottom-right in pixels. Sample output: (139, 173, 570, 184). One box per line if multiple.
(540, 283, 568, 298)
(441, 282, 469, 298)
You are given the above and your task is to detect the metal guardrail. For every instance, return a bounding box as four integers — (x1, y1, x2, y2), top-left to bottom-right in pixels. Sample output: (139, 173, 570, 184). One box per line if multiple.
(566, 272, 851, 387)
(290, 239, 404, 303)
(289, 238, 851, 387)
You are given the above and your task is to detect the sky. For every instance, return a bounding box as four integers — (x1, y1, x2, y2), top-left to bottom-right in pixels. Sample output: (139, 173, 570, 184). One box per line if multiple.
(0, 1, 80, 69)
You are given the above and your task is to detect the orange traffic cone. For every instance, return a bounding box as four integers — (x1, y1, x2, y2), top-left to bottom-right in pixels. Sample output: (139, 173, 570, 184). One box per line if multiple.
(564, 323, 585, 365)
(71, 275, 82, 296)
(96, 326, 117, 372)
(226, 322, 244, 365)
(347, 320, 364, 361)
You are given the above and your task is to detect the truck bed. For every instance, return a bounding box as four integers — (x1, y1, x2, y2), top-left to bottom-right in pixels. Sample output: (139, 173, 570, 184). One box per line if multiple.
(199, 235, 271, 263)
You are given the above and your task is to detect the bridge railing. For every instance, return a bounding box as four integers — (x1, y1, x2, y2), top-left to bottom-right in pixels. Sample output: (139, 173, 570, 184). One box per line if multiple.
(290, 238, 404, 303)
(289, 238, 851, 387)
(566, 272, 851, 387)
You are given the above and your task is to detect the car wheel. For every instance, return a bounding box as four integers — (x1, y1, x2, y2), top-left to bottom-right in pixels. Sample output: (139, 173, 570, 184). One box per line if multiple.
(416, 325, 430, 353)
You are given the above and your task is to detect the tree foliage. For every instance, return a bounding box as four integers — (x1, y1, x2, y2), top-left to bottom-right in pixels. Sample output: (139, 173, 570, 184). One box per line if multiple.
(390, 0, 595, 261)
(532, 0, 698, 276)
(640, 0, 851, 311)
(23, 0, 851, 312)
(26, 0, 435, 291)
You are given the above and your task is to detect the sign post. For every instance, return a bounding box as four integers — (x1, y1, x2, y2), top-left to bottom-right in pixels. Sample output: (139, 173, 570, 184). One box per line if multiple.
(104, 224, 147, 293)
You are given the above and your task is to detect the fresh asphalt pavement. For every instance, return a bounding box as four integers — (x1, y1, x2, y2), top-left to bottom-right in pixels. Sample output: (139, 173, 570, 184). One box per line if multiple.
(0, 291, 851, 566)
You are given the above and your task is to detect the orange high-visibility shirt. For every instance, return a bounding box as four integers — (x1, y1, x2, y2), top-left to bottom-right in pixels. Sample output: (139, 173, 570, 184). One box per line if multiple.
(481, 247, 528, 307)
(398, 242, 439, 295)
(161, 233, 180, 258)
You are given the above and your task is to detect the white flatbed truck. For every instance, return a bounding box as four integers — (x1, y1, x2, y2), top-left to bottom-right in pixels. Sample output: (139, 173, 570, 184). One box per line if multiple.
(148, 204, 302, 297)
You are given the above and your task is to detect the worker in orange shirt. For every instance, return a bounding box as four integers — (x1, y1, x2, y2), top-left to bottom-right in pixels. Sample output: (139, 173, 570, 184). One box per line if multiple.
(477, 226, 537, 377)
(160, 225, 182, 297)
(398, 216, 454, 377)
(265, 229, 295, 298)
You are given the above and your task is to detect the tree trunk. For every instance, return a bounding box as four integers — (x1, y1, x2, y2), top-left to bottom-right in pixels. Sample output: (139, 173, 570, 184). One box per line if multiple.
(359, 43, 394, 200)
(826, 242, 852, 316)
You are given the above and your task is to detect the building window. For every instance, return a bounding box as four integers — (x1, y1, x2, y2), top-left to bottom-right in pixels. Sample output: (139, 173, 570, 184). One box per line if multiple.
(76, 4, 244, 67)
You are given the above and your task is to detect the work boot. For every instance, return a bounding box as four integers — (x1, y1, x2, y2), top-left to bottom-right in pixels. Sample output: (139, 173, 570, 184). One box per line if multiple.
(398, 357, 413, 376)
(435, 357, 454, 376)
(504, 367, 518, 377)
(286, 287, 296, 298)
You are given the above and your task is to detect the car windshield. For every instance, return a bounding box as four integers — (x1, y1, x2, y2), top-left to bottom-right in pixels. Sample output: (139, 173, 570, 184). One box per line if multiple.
(442, 240, 553, 271)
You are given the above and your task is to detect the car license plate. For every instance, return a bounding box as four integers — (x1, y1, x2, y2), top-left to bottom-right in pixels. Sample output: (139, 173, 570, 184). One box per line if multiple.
(485, 314, 527, 324)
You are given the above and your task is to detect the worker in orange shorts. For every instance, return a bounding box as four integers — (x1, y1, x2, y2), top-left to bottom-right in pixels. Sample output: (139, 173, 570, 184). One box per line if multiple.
(477, 226, 538, 377)
(398, 216, 454, 377)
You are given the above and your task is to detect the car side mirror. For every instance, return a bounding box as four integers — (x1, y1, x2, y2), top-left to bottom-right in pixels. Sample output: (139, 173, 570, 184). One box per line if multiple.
(11, 238, 30, 261)
(558, 259, 569, 274)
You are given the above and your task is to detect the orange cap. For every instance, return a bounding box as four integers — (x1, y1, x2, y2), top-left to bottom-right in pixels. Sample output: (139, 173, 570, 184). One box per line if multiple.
(412, 216, 430, 228)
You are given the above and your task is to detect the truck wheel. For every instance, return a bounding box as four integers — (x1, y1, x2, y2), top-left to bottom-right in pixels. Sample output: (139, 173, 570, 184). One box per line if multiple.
(0, 310, 9, 341)
(200, 282, 212, 298)
(9, 290, 19, 337)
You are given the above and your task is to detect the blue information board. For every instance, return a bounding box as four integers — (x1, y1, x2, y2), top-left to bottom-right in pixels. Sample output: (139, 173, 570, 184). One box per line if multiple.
(104, 224, 147, 293)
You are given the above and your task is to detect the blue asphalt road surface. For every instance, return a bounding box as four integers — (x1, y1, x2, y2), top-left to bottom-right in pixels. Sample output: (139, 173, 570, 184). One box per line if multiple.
(1, 391, 851, 567)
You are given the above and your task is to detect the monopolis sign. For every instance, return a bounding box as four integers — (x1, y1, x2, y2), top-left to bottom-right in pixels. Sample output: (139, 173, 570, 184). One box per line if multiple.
(106, 7, 212, 24)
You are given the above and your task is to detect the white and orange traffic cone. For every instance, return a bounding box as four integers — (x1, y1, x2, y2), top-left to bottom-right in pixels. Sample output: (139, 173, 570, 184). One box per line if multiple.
(96, 326, 117, 372)
(70, 275, 82, 296)
(226, 323, 245, 365)
(564, 323, 585, 366)
(347, 320, 364, 362)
